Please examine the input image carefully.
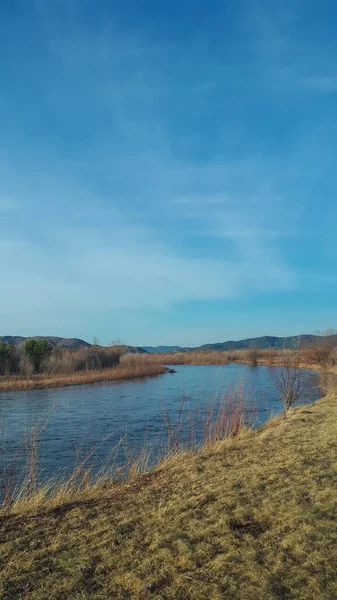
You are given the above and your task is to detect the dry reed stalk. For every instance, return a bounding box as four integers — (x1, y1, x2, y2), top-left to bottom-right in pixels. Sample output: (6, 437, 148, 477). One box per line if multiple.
(1, 385, 252, 511)
(0, 363, 166, 393)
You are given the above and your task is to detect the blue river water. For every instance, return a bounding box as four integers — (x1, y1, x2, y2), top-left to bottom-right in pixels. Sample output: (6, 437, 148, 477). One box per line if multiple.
(0, 364, 319, 489)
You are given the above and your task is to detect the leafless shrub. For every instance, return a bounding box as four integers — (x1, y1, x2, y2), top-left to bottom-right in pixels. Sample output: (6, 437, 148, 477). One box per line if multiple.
(263, 348, 277, 366)
(19, 352, 34, 377)
(270, 348, 308, 414)
(318, 370, 336, 396)
(309, 329, 337, 370)
(33, 345, 122, 375)
(227, 351, 240, 362)
(246, 347, 260, 366)
(308, 329, 337, 395)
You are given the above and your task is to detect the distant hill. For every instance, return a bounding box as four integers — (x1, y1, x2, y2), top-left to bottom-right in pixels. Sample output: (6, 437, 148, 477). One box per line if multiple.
(0, 336, 149, 354)
(3, 334, 336, 355)
(0, 336, 91, 349)
(122, 345, 149, 354)
(143, 346, 183, 354)
(198, 335, 310, 351)
(144, 334, 337, 353)
(198, 334, 337, 351)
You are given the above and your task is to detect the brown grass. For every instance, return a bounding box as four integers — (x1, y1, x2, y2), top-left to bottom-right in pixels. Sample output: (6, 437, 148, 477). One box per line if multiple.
(0, 361, 166, 393)
(143, 347, 327, 369)
(0, 385, 251, 509)
(1, 393, 336, 599)
(1, 346, 335, 393)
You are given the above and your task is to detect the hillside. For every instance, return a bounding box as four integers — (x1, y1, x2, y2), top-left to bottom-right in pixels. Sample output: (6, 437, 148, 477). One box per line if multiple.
(0, 335, 91, 349)
(0, 337, 148, 354)
(122, 345, 149, 354)
(143, 345, 183, 353)
(1, 395, 336, 599)
(145, 334, 337, 353)
(199, 334, 316, 351)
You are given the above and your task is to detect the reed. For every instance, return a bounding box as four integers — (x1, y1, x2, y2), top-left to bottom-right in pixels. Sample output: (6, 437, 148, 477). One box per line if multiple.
(142, 346, 327, 368)
(1, 394, 337, 600)
(0, 362, 166, 392)
(1, 343, 335, 393)
(0, 385, 251, 511)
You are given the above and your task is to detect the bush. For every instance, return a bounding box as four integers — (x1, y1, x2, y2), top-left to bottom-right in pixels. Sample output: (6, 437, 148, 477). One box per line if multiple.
(263, 348, 277, 366)
(24, 339, 52, 373)
(309, 342, 336, 370)
(227, 351, 239, 363)
(270, 349, 307, 413)
(1, 341, 123, 378)
(0, 343, 19, 375)
(37, 345, 122, 374)
(246, 347, 260, 366)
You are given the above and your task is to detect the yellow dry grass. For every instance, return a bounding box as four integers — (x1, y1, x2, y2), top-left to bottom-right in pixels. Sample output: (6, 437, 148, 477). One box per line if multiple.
(143, 348, 319, 368)
(0, 363, 166, 392)
(1, 394, 337, 599)
(0, 347, 330, 393)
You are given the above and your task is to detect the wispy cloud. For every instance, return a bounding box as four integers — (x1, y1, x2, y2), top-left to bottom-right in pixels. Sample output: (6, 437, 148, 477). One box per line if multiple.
(0, 0, 336, 341)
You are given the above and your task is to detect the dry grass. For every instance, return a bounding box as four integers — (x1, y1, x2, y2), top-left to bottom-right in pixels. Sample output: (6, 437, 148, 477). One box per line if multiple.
(0, 362, 166, 393)
(1, 346, 333, 393)
(144, 347, 326, 369)
(0, 385, 251, 509)
(1, 393, 337, 599)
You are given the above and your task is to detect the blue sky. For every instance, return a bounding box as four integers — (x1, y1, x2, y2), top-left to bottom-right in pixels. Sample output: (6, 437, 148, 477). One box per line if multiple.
(1, 0, 336, 346)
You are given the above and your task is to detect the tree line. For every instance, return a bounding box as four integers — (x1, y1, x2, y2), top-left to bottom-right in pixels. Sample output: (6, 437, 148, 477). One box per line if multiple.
(0, 340, 122, 376)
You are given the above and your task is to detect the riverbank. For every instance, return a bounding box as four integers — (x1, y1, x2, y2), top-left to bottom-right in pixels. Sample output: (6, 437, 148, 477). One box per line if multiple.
(0, 363, 166, 392)
(1, 393, 336, 599)
(143, 348, 321, 368)
(0, 347, 324, 393)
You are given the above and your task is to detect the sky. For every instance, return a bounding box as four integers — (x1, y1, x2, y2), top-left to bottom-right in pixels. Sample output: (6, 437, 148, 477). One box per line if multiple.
(0, 0, 337, 346)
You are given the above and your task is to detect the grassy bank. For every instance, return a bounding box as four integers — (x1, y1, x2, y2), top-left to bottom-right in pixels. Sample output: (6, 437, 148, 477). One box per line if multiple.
(0, 361, 166, 392)
(1, 345, 334, 392)
(1, 394, 337, 599)
(143, 348, 320, 367)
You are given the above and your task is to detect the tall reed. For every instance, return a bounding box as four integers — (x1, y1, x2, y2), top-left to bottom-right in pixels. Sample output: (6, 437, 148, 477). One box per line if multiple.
(0, 385, 252, 511)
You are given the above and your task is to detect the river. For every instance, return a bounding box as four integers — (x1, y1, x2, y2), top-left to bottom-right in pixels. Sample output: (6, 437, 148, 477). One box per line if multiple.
(0, 364, 319, 491)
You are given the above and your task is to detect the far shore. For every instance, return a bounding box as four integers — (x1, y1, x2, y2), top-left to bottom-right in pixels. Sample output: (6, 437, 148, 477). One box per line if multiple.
(0, 347, 329, 393)
(0, 363, 167, 393)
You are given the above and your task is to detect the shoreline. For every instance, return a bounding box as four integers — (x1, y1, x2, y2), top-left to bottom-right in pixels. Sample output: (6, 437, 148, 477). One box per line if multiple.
(0, 357, 323, 393)
(2, 393, 336, 598)
(0, 364, 167, 393)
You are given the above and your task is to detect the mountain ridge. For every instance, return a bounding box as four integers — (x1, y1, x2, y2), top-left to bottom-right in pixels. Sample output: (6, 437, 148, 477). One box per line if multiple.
(0, 336, 91, 349)
(144, 334, 337, 353)
(2, 334, 336, 354)
(0, 336, 148, 354)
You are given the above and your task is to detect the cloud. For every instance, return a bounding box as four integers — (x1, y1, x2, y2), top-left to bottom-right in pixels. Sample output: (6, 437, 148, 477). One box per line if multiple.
(0, 0, 336, 342)
(0, 194, 294, 329)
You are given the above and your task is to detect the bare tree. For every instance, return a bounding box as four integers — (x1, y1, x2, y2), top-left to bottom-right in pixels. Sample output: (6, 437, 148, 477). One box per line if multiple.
(246, 347, 259, 366)
(310, 328, 337, 395)
(110, 339, 122, 347)
(310, 328, 337, 369)
(270, 346, 307, 414)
